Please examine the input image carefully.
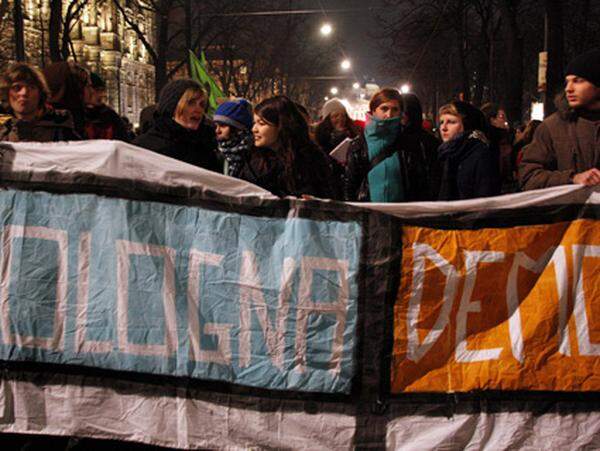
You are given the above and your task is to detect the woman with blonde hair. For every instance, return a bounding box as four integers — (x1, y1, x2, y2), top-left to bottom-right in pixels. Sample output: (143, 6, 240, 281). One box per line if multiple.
(134, 79, 222, 172)
(437, 101, 500, 200)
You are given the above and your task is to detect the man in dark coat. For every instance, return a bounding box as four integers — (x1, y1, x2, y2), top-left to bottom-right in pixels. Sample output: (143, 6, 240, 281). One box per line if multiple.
(519, 48, 600, 190)
(133, 79, 222, 173)
(84, 72, 130, 141)
(0, 63, 79, 142)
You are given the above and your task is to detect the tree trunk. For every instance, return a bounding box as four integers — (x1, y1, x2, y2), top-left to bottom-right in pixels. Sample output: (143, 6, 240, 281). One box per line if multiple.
(13, 0, 25, 61)
(455, 1, 470, 101)
(184, 0, 192, 76)
(500, 0, 524, 124)
(154, 4, 170, 100)
(49, 0, 63, 62)
(544, 0, 564, 116)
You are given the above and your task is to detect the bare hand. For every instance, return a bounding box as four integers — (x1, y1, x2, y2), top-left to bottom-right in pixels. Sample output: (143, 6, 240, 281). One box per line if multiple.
(572, 168, 600, 186)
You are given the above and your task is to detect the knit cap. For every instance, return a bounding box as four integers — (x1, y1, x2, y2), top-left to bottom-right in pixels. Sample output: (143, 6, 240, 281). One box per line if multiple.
(157, 79, 203, 117)
(321, 98, 347, 119)
(214, 99, 253, 130)
(565, 48, 600, 88)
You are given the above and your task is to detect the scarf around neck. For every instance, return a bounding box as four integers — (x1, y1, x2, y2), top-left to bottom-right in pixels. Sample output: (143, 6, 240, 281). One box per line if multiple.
(217, 130, 253, 177)
(364, 114, 404, 202)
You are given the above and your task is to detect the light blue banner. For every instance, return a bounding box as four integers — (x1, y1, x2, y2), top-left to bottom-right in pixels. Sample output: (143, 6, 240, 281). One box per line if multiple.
(0, 189, 361, 393)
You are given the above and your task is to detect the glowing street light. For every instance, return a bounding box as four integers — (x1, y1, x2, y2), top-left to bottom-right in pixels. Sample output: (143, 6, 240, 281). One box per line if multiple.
(320, 23, 333, 36)
(400, 83, 411, 94)
(330, 87, 339, 95)
(352, 82, 360, 90)
(340, 59, 352, 70)
(324, 96, 329, 101)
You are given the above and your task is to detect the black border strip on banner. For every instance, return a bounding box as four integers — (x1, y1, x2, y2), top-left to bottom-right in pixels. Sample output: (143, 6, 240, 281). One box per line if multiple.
(0, 169, 399, 418)
(398, 202, 600, 230)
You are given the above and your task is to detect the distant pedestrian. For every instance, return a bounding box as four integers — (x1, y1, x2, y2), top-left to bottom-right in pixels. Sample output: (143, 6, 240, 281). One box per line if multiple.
(43, 61, 90, 138)
(513, 119, 541, 173)
(134, 79, 222, 173)
(0, 62, 79, 142)
(84, 72, 130, 141)
(437, 101, 500, 200)
(482, 102, 514, 192)
(315, 98, 361, 155)
(519, 48, 600, 190)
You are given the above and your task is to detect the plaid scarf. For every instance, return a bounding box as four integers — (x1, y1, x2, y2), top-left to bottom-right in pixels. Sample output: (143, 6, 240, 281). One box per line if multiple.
(217, 130, 254, 178)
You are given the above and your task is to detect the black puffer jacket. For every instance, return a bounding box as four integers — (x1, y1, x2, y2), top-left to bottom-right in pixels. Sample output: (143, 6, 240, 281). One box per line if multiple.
(239, 145, 340, 199)
(344, 130, 442, 202)
(134, 115, 222, 173)
(438, 131, 501, 201)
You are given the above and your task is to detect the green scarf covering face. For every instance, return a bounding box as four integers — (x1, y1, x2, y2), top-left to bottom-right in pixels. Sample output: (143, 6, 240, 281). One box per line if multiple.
(365, 114, 404, 202)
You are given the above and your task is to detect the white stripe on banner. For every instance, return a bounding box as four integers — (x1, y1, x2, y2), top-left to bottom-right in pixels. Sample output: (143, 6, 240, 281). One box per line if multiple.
(0, 375, 356, 449)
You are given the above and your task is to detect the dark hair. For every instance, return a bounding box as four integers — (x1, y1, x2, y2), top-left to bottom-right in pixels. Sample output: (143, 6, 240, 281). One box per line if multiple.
(254, 96, 314, 193)
(369, 88, 403, 113)
(0, 62, 50, 110)
(481, 102, 503, 120)
(402, 93, 423, 131)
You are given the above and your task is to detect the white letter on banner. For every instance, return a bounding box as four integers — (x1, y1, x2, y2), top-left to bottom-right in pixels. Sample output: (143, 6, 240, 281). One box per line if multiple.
(116, 240, 177, 357)
(75, 232, 112, 353)
(505, 248, 555, 363)
(552, 246, 571, 356)
(295, 257, 349, 375)
(0, 225, 68, 351)
(572, 245, 600, 356)
(407, 243, 459, 363)
(238, 251, 295, 369)
(455, 250, 505, 362)
(187, 249, 232, 365)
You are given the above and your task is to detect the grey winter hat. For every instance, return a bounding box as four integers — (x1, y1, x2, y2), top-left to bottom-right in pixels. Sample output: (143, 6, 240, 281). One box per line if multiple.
(565, 48, 600, 88)
(157, 79, 203, 117)
(321, 98, 347, 119)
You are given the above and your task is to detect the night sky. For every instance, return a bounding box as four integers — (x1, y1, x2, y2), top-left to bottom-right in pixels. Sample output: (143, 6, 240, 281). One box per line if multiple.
(300, 0, 393, 85)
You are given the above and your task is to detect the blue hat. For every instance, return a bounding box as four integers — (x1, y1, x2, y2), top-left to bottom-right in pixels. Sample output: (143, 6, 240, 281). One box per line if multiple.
(214, 99, 253, 131)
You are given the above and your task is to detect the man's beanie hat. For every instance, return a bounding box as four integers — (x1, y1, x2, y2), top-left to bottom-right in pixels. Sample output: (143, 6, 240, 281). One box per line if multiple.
(157, 79, 203, 117)
(565, 48, 600, 88)
(90, 72, 106, 89)
(214, 99, 253, 130)
(321, 98, 347, 119)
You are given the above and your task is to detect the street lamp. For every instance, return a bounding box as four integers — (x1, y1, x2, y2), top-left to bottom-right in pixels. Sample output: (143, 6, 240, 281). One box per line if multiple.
(330, 87, 339, 95)
(400, 83, 410, 94)
(352, 82, 360, 90)
(340, 59, 351, 70)
(320, 22, 333, 36)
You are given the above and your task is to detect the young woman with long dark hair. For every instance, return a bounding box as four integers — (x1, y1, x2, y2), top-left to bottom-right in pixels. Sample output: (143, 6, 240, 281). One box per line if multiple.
(245, 95, 339, 199)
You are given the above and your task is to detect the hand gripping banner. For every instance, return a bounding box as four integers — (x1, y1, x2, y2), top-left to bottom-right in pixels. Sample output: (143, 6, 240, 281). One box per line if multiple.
(0, 141, 402, 395)
(1, 141, 600, 450)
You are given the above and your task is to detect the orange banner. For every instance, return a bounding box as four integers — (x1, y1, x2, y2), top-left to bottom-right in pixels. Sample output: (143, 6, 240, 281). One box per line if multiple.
(392, 219, 600, 392)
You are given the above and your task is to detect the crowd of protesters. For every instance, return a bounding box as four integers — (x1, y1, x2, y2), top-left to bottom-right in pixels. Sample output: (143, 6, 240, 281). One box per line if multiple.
(0, 47, 598, 202)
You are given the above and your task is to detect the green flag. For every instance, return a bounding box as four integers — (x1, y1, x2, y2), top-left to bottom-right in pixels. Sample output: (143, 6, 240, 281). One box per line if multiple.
(189, 50, 225, 115)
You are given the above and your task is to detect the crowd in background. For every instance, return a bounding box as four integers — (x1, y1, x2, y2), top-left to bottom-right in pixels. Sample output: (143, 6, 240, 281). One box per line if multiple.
(0, 47, 598, 202)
